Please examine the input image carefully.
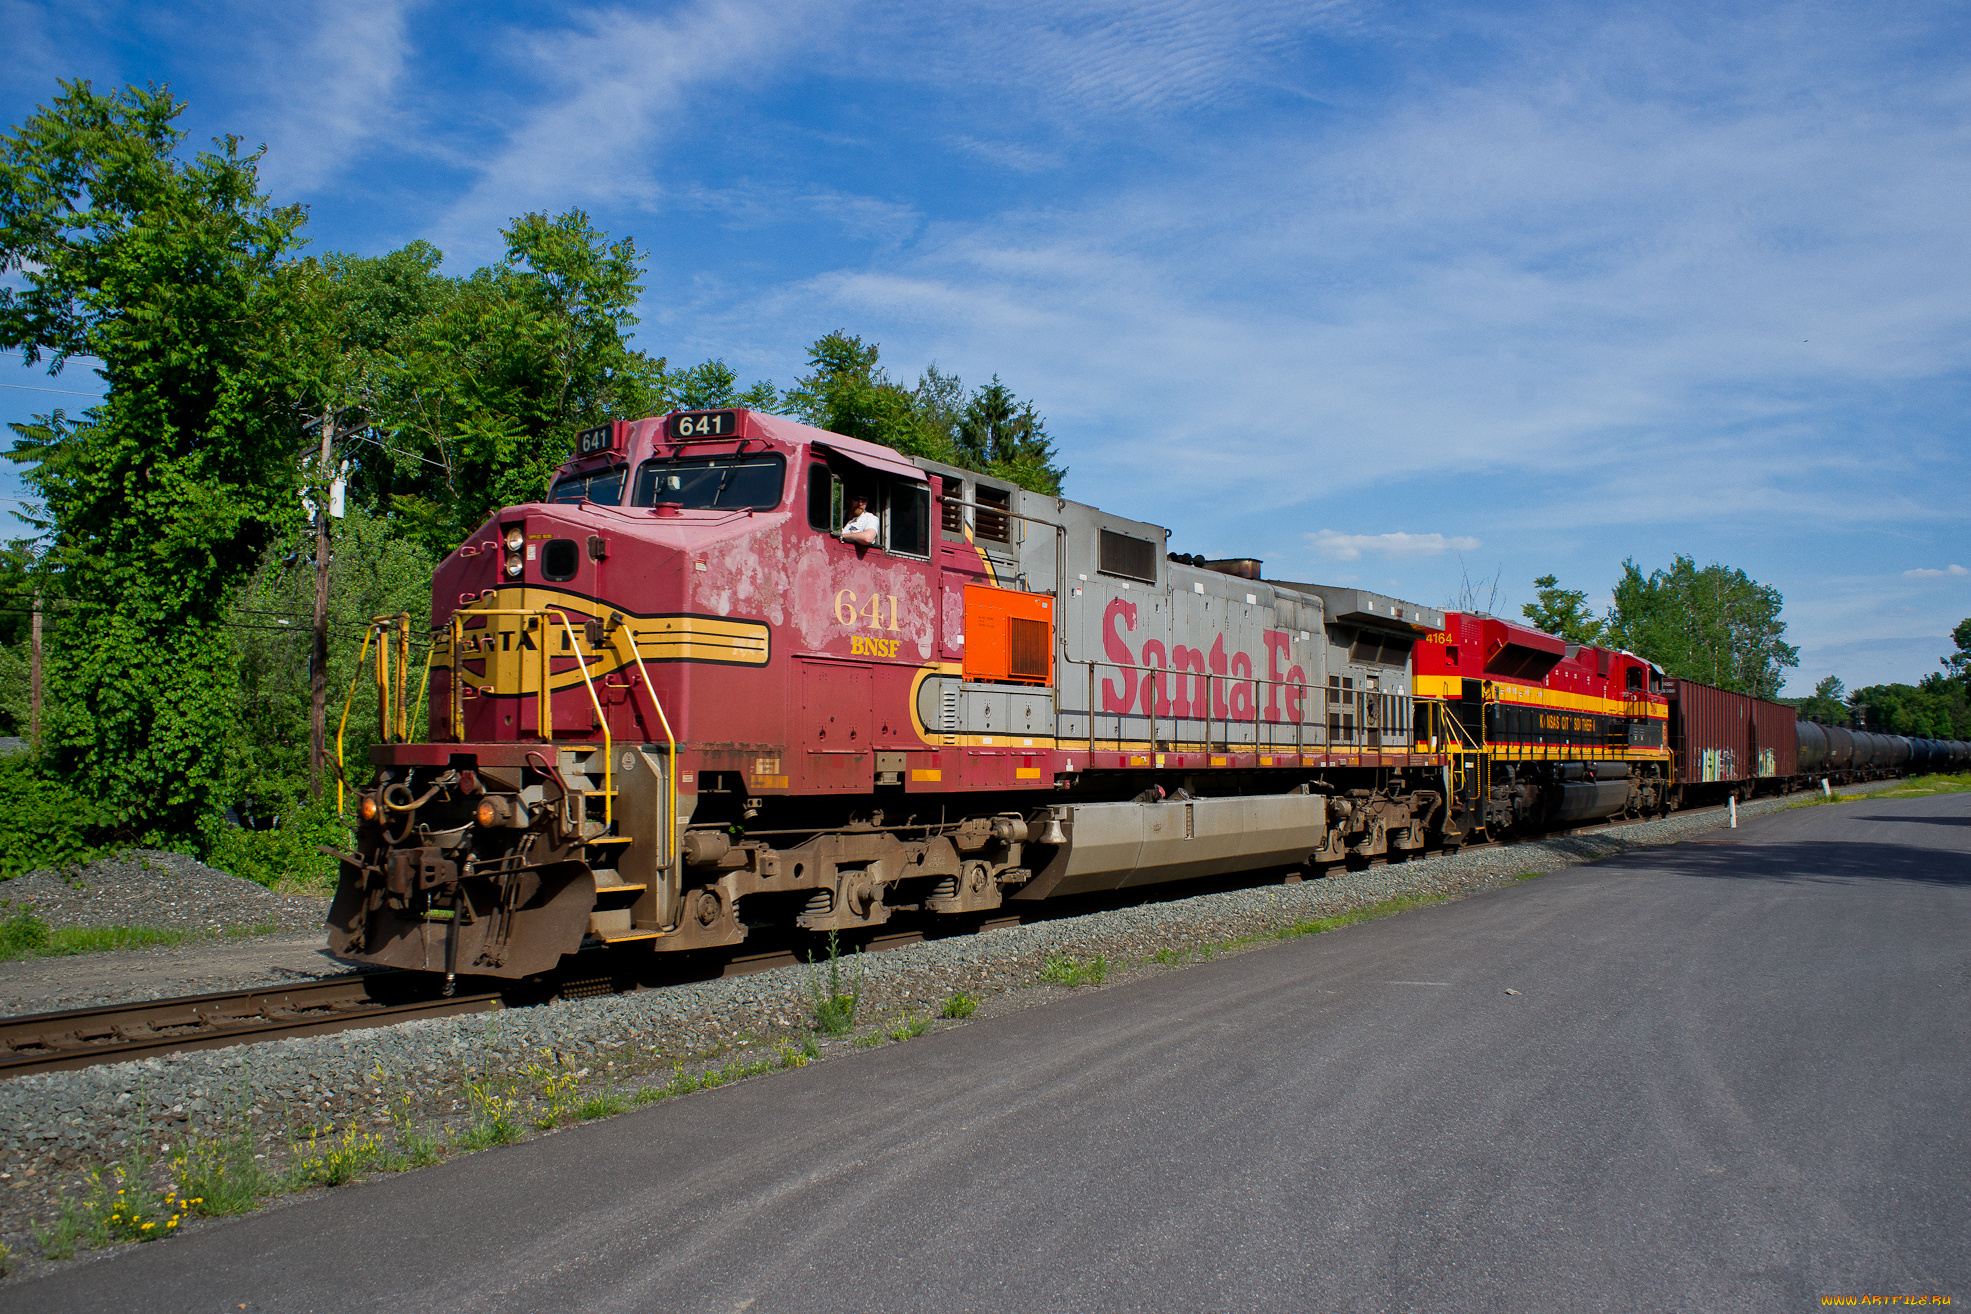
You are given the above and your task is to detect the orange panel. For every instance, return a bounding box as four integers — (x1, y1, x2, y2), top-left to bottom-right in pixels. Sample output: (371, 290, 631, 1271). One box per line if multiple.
(963, 585, 1054, 686)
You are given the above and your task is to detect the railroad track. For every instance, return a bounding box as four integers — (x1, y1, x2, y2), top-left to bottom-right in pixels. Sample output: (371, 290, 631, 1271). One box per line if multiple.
(0, 790, 1805, 1079)
(0, 976, 502, 1079)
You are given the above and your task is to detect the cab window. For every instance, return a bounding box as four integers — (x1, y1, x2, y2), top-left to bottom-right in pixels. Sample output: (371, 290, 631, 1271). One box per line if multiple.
(631, 453, 785, 510)
(807, 462, 930, 557)
(549, 466, 627, 506)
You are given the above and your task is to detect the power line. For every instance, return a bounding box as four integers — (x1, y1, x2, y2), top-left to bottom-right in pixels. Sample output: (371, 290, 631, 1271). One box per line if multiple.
(0, 383, 103, 398)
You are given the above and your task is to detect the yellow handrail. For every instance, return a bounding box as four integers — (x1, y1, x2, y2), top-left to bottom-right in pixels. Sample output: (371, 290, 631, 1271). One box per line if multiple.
(335, 622, 379, 816)
(610, 621, 678, 876)
(544, 608, 612, 824)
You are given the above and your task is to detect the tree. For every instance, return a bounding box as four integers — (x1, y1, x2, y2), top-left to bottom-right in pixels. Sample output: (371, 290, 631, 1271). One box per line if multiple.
(1600, 555, 1799, 698)
(1521, 574, 1606, 645)
(951, 376, 1066, 495)
(782, 332, 944, 462)
(1944, 617, 1971, 687)
(378, 211, 670, 555)
(1, 82, 307, 839)
(783, 334, 1068, 494)
(1796, 674, 1848, 724)
(1848, 676, 1971, 739)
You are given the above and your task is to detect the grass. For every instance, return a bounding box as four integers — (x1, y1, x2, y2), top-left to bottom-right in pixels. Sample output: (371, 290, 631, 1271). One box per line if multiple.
(1877, 772, 1971, 798)
(173, 1135, 281, 1216)
(1274, 893, 1447, 942)
(940, 991, 978, 1019)
(0, 909, 282, 962)
(1040, 954, 1109, 987)
(1513, 870, 1546, 882)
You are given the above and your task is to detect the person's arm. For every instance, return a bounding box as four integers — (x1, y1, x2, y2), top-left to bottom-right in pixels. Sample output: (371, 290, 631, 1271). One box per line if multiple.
(840, 513, 879, 546)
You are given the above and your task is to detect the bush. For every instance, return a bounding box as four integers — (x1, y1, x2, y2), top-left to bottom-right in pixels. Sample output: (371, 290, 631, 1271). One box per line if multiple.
(0, 904, 49, 958)
(0, 754, 107, 878)
(200, 790, 350, 893)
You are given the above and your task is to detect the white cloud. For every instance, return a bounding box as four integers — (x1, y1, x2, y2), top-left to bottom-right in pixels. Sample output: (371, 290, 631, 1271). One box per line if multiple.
(1308, 530, 1482, 561)
(1903, 564, 1970, 578)
(430, 0, 822, 259)
(247, 0, 414, 194)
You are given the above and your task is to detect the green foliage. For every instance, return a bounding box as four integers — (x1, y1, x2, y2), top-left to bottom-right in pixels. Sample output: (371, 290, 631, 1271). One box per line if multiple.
(940, 991, 978, 1019)
(784, 332, 1067, 494)
(173, 1134, 278, 1216)
(1601, 556, 1798, 698)
(1944, 617, 1971, 687)
(887, 1014, 932, 1041)
(1795, 674, 1849, 725)
(1040, 954, 1108, 986)
(224, 505, 434, 816)
(1847, 674, 1971, 739)
(0, 752, 108, 876)
(1521, 574, 1606, 645)
(199, 792, 350, 893)
(807, 931, 864, 1035)
(1, 82, 308, 841)
(364, 211, 670, 556)
(0, 903, 49, 956)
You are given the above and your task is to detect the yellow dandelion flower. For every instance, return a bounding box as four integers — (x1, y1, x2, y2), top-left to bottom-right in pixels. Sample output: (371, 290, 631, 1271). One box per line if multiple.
(168, 1219, 179, 1228)
(142, 1222, 154, 1230)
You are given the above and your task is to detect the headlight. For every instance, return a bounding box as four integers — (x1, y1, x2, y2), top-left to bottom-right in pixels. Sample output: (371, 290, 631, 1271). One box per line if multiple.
(359, 795, 379, 821)
(504, 556, 524, 577)
(504, 528, 525, 552)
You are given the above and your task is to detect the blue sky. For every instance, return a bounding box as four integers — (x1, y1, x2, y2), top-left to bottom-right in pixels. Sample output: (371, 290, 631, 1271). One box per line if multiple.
(4, 0, 1969, 694)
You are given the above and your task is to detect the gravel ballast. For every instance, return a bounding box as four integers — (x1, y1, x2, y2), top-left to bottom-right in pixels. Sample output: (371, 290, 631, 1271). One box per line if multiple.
(0, 850, 329, 936)
(0, 779, 1908, 1270)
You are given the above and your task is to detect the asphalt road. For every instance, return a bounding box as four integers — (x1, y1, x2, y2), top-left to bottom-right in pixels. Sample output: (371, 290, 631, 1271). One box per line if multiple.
(10, 792, 1967, 1313)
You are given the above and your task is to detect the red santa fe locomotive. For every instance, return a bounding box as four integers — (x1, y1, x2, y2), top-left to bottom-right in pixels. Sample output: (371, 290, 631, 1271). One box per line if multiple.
(327, 407, 1754, 986)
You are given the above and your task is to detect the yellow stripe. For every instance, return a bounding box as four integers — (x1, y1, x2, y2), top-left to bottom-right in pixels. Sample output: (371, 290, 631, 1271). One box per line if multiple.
(1412, 673, 1667, 718)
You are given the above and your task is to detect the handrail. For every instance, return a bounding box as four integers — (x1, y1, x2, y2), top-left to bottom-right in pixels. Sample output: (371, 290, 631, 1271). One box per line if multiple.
(335, 623, 379, 816)
(609, 621, 678, 876)
(543, 608, 613, 825)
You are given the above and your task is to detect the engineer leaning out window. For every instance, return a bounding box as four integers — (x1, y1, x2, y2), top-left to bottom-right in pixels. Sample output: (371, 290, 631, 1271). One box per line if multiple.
(839, 493, 880, 546)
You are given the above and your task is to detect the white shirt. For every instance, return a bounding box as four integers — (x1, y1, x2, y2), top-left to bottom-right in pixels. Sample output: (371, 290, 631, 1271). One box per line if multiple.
(841, 511, 880, 540)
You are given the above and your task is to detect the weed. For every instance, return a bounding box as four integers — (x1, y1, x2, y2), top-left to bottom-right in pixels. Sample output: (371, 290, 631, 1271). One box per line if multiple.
(888, 1015, 932, 1041)
(778, 1042, 811, 1068)
(1152, 946, 1187, 967)
(632, 1084, 670, 1107)
(577, 1091, 628, 1121)
(395, 1121, 446, 1166)
(34, 1153, 196, 1254)
(173, 1135, 278, 1216)
(522, 1053, 579, 1129)
(854, 1033, 886, 1048)
(33, 1199, 91, 1260)
(940, 991, 978, 1019)
(1040, 954, 1109, 987)
(290, 1127, 387, 1187)
(1513, 871, 1545, 882)
(801, 1033, 822, 1061)
(1878, 772, 1971, 798)
(1198, 944, 1216, 961)
(806, 931, 864, 1035)
(454, 1081, 524, 1150)
(0, 1239, 11, 1277)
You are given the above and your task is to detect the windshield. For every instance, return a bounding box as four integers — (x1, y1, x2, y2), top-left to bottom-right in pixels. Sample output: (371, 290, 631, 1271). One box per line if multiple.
(548, 466, 627, 506)
(632, 454, 786, 510)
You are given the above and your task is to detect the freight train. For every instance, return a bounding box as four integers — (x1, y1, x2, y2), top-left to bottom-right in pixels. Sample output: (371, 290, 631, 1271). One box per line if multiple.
(327, 408, 1970, 984)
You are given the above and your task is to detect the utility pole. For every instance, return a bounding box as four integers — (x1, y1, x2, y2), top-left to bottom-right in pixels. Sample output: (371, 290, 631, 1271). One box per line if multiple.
(309, 409, 335, 799)
(29, 591, 41, 752)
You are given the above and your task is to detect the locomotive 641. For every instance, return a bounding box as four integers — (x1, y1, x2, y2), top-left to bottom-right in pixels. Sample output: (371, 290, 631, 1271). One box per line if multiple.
(328, 408, 1965, 985)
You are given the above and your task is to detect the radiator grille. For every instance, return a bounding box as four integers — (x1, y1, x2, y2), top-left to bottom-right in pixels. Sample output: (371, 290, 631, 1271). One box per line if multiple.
(1099, 529, 1157, 582)
(1007, 617, 1050, 681)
